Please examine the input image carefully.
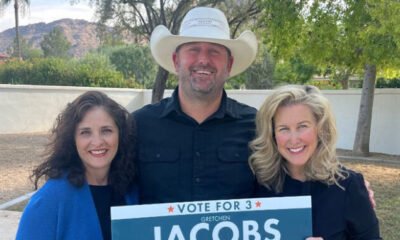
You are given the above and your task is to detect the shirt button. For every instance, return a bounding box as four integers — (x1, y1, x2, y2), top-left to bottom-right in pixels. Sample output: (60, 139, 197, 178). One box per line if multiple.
(195, 178, 201, 183)
(195, 152, 200, 157)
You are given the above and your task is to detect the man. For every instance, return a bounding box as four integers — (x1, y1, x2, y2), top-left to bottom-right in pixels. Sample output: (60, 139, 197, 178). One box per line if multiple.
(133, 6, 375, 209)
(133, 7, 258, 204)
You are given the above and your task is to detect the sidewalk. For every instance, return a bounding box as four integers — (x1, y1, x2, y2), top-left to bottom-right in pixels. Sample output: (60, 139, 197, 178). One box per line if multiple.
(0, 210, 21, 240)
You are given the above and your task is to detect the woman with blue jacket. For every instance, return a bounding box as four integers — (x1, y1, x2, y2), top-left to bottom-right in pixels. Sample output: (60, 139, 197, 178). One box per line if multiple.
(17, 91, 138, 240)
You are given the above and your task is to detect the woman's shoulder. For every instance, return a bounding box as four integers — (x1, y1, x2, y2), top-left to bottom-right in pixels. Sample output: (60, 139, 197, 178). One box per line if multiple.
(337, 166, 365, 189)
(23, 176, 71, 215)
(339, 168, 381, 238)
(32, 175, 85, 201)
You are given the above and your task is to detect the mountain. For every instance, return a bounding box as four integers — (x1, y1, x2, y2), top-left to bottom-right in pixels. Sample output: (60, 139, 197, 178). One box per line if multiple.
(0, 19, 135, 57)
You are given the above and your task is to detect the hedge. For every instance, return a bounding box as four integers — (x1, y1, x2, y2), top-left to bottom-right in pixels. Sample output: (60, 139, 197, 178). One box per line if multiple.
(0, 57, 141, 88)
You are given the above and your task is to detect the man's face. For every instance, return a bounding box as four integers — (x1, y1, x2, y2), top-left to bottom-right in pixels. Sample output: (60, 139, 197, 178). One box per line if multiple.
(173, 42, 233, 97)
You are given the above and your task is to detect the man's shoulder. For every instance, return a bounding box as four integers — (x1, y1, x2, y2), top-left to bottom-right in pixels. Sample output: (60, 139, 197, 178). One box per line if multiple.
(226, 96, 257, 115)
(132, 97, 171, 119)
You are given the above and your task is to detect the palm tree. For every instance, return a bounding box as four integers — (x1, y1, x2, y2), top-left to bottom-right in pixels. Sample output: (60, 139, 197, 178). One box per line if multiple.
(0, 0, 30, 59)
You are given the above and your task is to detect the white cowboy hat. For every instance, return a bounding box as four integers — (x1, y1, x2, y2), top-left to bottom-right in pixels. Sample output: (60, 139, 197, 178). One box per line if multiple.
(150, 7, 258, 77)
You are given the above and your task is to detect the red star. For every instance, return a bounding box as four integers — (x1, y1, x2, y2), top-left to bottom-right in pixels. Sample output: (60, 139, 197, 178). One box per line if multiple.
(168, 206, 174, 213)
(255, 201, 262, 208)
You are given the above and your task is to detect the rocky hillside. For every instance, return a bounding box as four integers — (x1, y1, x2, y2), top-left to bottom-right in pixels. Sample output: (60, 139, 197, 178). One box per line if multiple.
(0, 19, 135, 57)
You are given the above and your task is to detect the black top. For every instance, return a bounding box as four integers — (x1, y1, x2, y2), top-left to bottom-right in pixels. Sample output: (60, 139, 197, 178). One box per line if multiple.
(256, 169, 381, 240)
(90, 185, 126, 240)
(133, 88, 257, 204)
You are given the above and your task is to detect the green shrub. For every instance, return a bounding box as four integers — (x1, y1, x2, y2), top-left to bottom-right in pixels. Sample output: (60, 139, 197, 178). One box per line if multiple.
(107, 45, 157, 88)
(29, 58, 71, 85)
(0, 57, 140, 88)
(0, 59, 33, 84)
(307, 79, 343, 90)
(273, 57, 316, 86)
(376, 77, 400, 88)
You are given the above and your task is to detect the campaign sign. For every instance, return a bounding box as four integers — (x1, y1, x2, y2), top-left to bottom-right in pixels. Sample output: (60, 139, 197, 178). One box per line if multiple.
(111, 196, 312, 240)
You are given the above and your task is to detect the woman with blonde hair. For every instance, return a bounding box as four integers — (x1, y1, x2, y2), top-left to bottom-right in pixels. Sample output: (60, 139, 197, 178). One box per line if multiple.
(249, 85, 380, 239)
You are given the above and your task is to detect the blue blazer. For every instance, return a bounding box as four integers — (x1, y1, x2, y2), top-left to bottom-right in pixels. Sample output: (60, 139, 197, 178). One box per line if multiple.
(16, 175, 138, 240)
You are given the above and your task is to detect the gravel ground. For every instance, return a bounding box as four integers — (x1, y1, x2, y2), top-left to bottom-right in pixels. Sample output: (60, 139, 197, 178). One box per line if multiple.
(0, 134, 48, 205)
(1, 133, 399, 206)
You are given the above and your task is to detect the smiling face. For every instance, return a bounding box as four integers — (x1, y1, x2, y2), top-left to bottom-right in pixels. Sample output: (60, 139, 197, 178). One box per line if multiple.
(274, 104, 318, 180)
(173, 42, 233, 98)
(75, 107, 119, 179)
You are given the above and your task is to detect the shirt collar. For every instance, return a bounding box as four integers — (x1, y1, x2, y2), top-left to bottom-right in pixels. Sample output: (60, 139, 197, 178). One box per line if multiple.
(160, 87, 241, 120)
(160, 87, 181, 118)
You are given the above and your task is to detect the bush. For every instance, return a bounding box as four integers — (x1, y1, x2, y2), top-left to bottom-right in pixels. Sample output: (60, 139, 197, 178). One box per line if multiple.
(376, 77, 400, 88)
(98, 44, 157, 88)
(273, 56, 316, 86)
(0, 59, 33, 84)
(0, 57, 141, 88)
(307, 79, 343, 90)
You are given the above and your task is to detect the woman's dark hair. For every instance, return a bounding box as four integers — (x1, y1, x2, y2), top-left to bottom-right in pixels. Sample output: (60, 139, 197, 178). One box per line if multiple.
(32, 91, 136, 195)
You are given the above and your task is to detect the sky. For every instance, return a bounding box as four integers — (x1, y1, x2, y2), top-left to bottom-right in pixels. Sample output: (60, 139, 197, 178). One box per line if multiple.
(0, 0, 96, 32)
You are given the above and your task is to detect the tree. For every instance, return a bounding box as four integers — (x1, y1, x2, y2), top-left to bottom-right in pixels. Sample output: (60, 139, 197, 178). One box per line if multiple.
(0, 0, 30, 59)
(349, 0, 400, 154)
(108, 44, 157, 88)
(273, 56, 316, 85)
(258, 0, 400, 154)
(40, 27, 71, 58)
(7, 36, 42, 59)
(81, 0, 260, 102)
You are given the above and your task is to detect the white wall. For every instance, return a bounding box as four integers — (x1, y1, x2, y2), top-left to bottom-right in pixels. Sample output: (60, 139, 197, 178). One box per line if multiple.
(1, 84, 399, 155)
(322, 89, 400, 155)
(0, 85, 144, 134)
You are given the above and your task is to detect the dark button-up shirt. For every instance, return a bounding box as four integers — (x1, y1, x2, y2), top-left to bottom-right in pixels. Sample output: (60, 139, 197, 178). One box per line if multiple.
(133, 88, 257, 204)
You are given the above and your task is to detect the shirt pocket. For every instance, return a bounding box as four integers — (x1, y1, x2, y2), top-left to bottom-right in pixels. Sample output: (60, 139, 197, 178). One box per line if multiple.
(217, 145, 254, 189)
(217, 145, 249, 163)
(137, 147, 181, 196)
(138, 147, 180, 163)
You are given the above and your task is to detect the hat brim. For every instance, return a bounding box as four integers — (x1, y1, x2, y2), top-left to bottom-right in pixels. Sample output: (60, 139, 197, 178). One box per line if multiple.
(150, 25, 258, 77)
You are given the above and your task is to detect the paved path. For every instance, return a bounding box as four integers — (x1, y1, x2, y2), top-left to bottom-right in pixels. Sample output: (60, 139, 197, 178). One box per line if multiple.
(0, 210, 21, 240)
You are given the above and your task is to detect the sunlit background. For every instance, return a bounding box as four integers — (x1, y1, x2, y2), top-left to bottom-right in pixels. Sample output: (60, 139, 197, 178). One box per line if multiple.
(0, 0, 94, 32)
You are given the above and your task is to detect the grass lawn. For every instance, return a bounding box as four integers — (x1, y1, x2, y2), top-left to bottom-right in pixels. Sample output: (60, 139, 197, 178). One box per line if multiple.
(344, 161, 400, 240)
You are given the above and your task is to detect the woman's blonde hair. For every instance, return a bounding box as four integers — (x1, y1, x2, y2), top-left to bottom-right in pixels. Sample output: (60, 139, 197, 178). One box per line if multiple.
(249, 85, 347, 193)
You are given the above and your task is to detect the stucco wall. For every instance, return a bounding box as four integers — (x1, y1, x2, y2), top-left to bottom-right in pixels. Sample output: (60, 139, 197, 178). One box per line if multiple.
(1, 84, 399, 155)
(0, 85, 144, 134)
